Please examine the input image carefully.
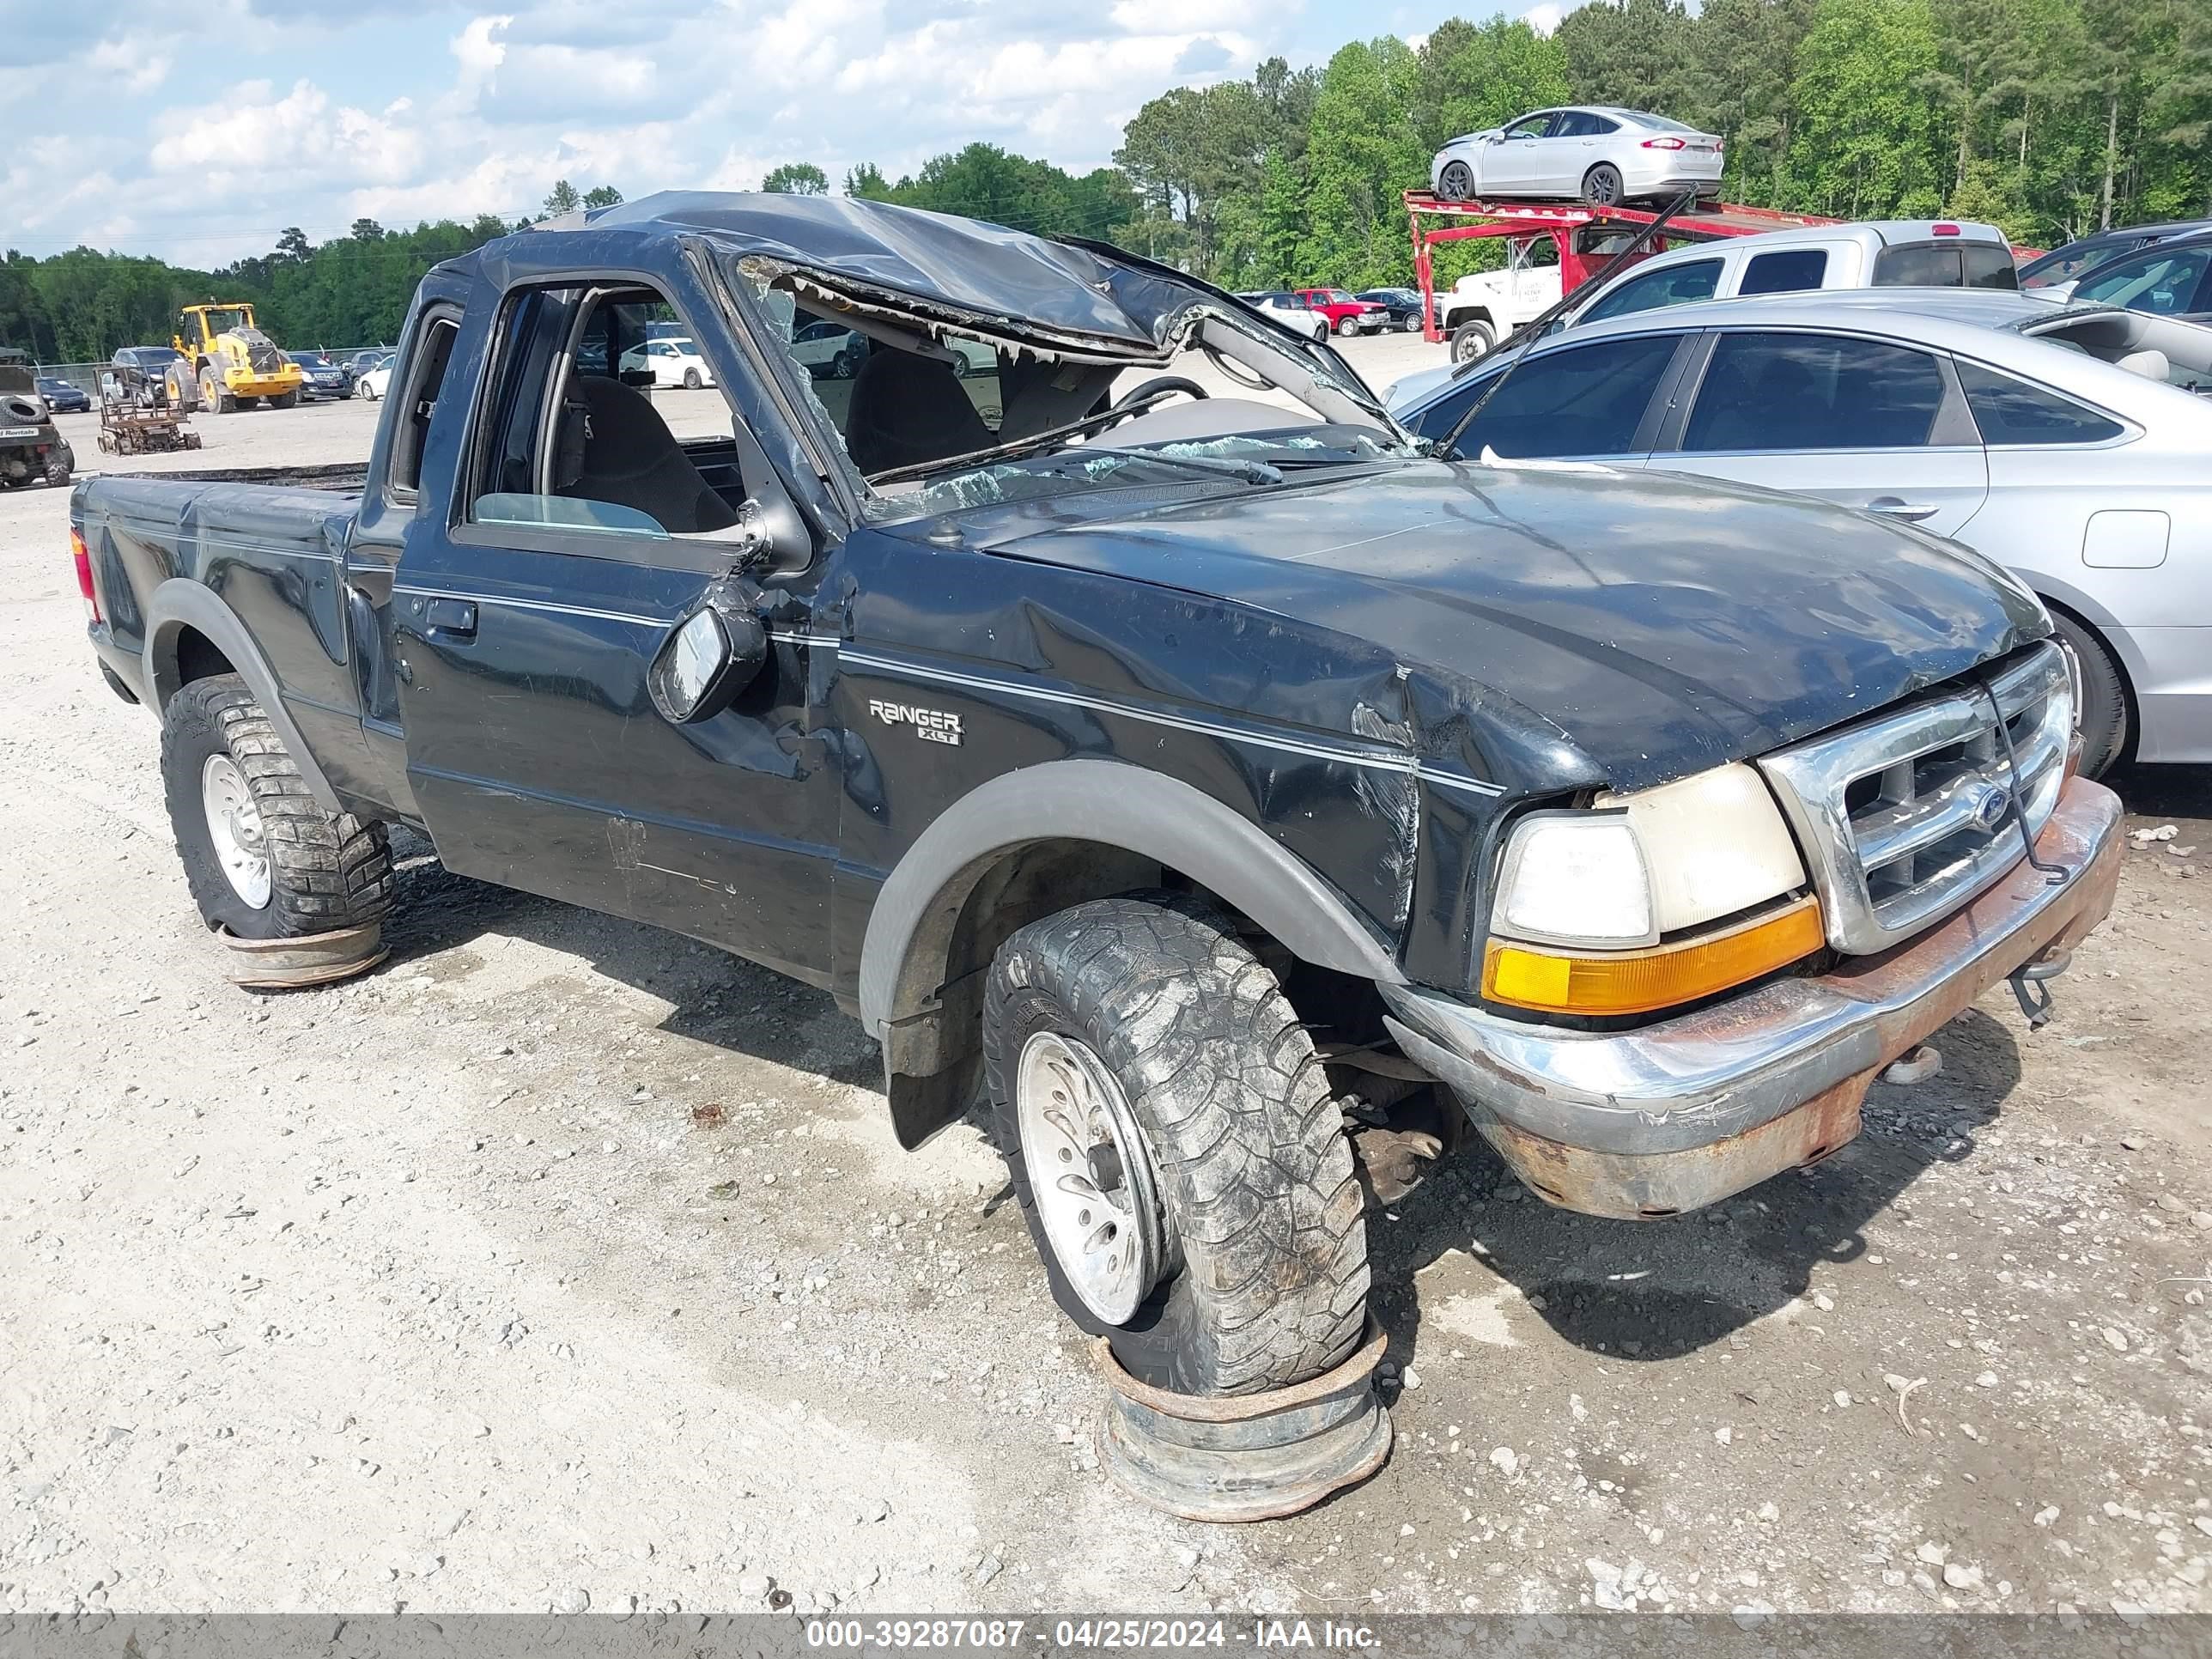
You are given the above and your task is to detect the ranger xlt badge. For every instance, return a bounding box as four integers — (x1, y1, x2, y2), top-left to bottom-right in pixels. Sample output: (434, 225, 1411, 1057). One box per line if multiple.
(868, 699, 963, 746)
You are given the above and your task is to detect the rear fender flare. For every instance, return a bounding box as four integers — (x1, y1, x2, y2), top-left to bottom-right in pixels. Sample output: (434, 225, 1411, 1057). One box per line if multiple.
(143, 578, 343, 812)
(857, 757, 1405, 1040)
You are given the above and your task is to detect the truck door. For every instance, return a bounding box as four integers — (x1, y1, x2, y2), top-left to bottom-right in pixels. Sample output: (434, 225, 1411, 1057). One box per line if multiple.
(1656, 329, 1990, 539)
(389, 275, 842, 986)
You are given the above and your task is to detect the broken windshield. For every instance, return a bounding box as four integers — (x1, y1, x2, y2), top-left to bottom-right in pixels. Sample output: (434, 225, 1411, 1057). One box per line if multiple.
(726, 251, 1407, 514)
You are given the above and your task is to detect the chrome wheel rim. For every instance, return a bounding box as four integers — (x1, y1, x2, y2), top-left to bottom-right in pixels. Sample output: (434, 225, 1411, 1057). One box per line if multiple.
(201, 755, 270, 908)
(1016, 1030, 1165, 1324)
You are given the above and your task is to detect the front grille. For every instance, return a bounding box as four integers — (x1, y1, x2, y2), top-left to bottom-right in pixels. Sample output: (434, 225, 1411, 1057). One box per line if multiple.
(248, 341, 283, 375)
(1758, 642, 2074, 954)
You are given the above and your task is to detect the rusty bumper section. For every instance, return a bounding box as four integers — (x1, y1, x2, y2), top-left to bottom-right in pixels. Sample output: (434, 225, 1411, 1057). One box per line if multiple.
(1381, 778, 2124, 1219)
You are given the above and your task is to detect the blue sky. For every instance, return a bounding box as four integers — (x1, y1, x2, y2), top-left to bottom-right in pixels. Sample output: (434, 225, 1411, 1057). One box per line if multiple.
(1, 0, 1560, 267)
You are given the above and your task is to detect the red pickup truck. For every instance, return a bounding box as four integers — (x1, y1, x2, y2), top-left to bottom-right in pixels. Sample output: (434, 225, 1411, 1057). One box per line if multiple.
(1291, 288, 1386, 335)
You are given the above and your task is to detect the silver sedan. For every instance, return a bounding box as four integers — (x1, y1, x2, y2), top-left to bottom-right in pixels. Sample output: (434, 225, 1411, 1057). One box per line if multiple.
(1388, 289, 2212, 774)
(1430, 107, 1723, 208)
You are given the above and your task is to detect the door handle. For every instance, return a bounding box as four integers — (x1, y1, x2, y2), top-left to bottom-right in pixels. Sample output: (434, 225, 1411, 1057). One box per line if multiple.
(1867, 497, 1938, 522)
(424, 597, 477, 637)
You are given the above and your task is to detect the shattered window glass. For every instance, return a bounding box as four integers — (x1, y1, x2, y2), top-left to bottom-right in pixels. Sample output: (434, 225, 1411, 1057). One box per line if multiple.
(736, 265, 1006, 477)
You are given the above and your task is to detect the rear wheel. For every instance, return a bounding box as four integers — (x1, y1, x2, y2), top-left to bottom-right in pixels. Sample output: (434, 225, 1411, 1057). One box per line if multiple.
(1438, 160, 1474, 201)
(1582, 163, 1625, 207)
(1449, 317, 1496, 364)
(2050, 611, 2130, 778)
(45, 445, 71, 486)
(159, 676, 394, 941)
(984, 890, 1370, 1396)
(270, 390, 299, 410)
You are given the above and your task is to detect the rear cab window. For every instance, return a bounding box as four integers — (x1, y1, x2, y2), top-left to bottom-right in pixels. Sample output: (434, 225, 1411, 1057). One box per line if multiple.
(1872, 240, 2021, 289)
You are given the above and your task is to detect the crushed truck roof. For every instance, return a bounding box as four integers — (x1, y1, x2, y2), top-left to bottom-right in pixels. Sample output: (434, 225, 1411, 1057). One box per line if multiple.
(438, 189, 1394, 430)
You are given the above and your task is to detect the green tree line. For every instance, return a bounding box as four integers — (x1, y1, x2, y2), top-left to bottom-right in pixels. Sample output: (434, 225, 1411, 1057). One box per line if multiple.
(4, 0, 2203, 358)
(1117, 0, 2210, 292)
(0, 179, 621, 362)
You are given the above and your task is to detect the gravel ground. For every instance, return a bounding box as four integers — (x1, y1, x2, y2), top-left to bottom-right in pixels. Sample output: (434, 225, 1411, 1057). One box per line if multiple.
(3, 337, 2209, 1619)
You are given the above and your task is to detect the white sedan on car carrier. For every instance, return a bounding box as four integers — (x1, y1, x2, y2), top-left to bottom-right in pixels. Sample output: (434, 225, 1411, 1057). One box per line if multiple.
(1431, 107, 1723, 208)
(618, 337, 716, 389)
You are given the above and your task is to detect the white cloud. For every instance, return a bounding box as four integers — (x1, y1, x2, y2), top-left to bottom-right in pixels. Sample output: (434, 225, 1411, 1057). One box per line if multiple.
(154, 81, 424, 185)
(87, 36, 172, 94)
(0, 0, 1329, 264)
(1522, 2, 1565, 34)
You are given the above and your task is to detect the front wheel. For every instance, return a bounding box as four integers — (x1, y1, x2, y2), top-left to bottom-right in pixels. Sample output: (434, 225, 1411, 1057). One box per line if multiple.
(46, 444, 73, 486)
(2051, 611, 2130, 778)
(1437, 160, 1474, 201)
(1449, 318, 1496, 364)
(160, 676, 394, 940)
(199, 370, 232, 413)
(683, 367, 702, 390)
(984, 891, 1370, 1396)
(361, 381, 379, 402)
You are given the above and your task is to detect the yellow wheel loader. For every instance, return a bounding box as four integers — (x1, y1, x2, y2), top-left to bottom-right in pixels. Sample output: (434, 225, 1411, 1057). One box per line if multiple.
(173, 303, 305, 412)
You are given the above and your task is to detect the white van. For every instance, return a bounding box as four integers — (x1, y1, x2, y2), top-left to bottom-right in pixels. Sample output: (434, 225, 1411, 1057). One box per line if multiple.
(1430, 219, 2016, 368)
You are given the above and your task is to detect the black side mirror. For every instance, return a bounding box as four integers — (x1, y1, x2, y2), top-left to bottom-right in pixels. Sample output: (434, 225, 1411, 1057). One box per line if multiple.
(647, 576, 769, 724)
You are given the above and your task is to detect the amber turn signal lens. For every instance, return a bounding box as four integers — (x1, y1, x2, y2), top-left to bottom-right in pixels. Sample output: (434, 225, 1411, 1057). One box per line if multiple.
(1484, 896, 1823, 1017)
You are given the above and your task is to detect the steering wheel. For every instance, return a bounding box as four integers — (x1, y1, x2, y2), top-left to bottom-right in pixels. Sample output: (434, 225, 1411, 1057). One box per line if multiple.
(1106, 375, 1210, 422)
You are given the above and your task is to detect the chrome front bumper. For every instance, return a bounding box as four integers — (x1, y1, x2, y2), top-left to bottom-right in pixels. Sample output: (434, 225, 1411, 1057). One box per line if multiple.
(1381, 777, 2124, 1218)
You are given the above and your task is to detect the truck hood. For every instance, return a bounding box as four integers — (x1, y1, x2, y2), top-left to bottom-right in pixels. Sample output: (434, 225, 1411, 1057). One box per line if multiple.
(972, 459, 2048, 795)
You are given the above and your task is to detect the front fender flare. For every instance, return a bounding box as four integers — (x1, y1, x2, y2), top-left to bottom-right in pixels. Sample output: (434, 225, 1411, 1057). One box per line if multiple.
(858, 757, 1405, 1039)
(143, 578, 343, 813)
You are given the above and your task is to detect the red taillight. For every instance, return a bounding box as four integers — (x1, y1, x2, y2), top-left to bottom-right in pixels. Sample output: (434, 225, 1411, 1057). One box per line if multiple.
(1641, 137, 1687, 150)
(1933, 222, 1960, 236)
(71, 526, 99, 623)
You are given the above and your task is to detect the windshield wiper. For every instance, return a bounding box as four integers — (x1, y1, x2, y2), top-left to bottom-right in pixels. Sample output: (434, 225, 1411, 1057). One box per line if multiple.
(1081, 447, 1283, 484)
(867, 381, 1199, 487)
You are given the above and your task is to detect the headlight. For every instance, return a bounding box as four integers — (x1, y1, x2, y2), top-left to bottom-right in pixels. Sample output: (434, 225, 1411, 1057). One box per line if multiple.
(1492, 812, 1655, 949)
(1485, 764, 1822, 1017)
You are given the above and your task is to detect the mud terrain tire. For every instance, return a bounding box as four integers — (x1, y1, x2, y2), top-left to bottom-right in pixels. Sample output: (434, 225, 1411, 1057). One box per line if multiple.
(160, 675, 393, 940)
(984, 890, 1370, 1395)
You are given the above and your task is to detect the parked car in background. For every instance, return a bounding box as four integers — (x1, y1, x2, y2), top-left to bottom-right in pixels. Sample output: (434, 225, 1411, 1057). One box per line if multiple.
(1424, 218, 2017, 370)
(2054, 228, 2212, 324)
(1289, 288, 1385, 336)
(1389, 288, 2212, 775)
(284, 350, 354, 400)
(36, 376, 90, 414)
(102, 346, 190, 404)
(2018, 220, 2212, 293)
(619, 335, 717, 389)
(348, 349, 392, 380)
(1353, 289, 1427, 331)
(356, 355, 397, 401)
(1234, 292, 1332, 341)
(1431, 107, 1723, 207)
(788, 319, 870, 380)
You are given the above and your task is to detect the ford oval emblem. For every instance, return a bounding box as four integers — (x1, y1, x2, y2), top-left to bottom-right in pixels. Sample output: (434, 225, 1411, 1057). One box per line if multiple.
(1970, 783, 2013, 830)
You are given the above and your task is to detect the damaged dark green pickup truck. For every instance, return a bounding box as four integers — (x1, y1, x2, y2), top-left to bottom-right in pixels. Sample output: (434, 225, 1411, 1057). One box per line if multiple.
(74, 193, 2121, 1402)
